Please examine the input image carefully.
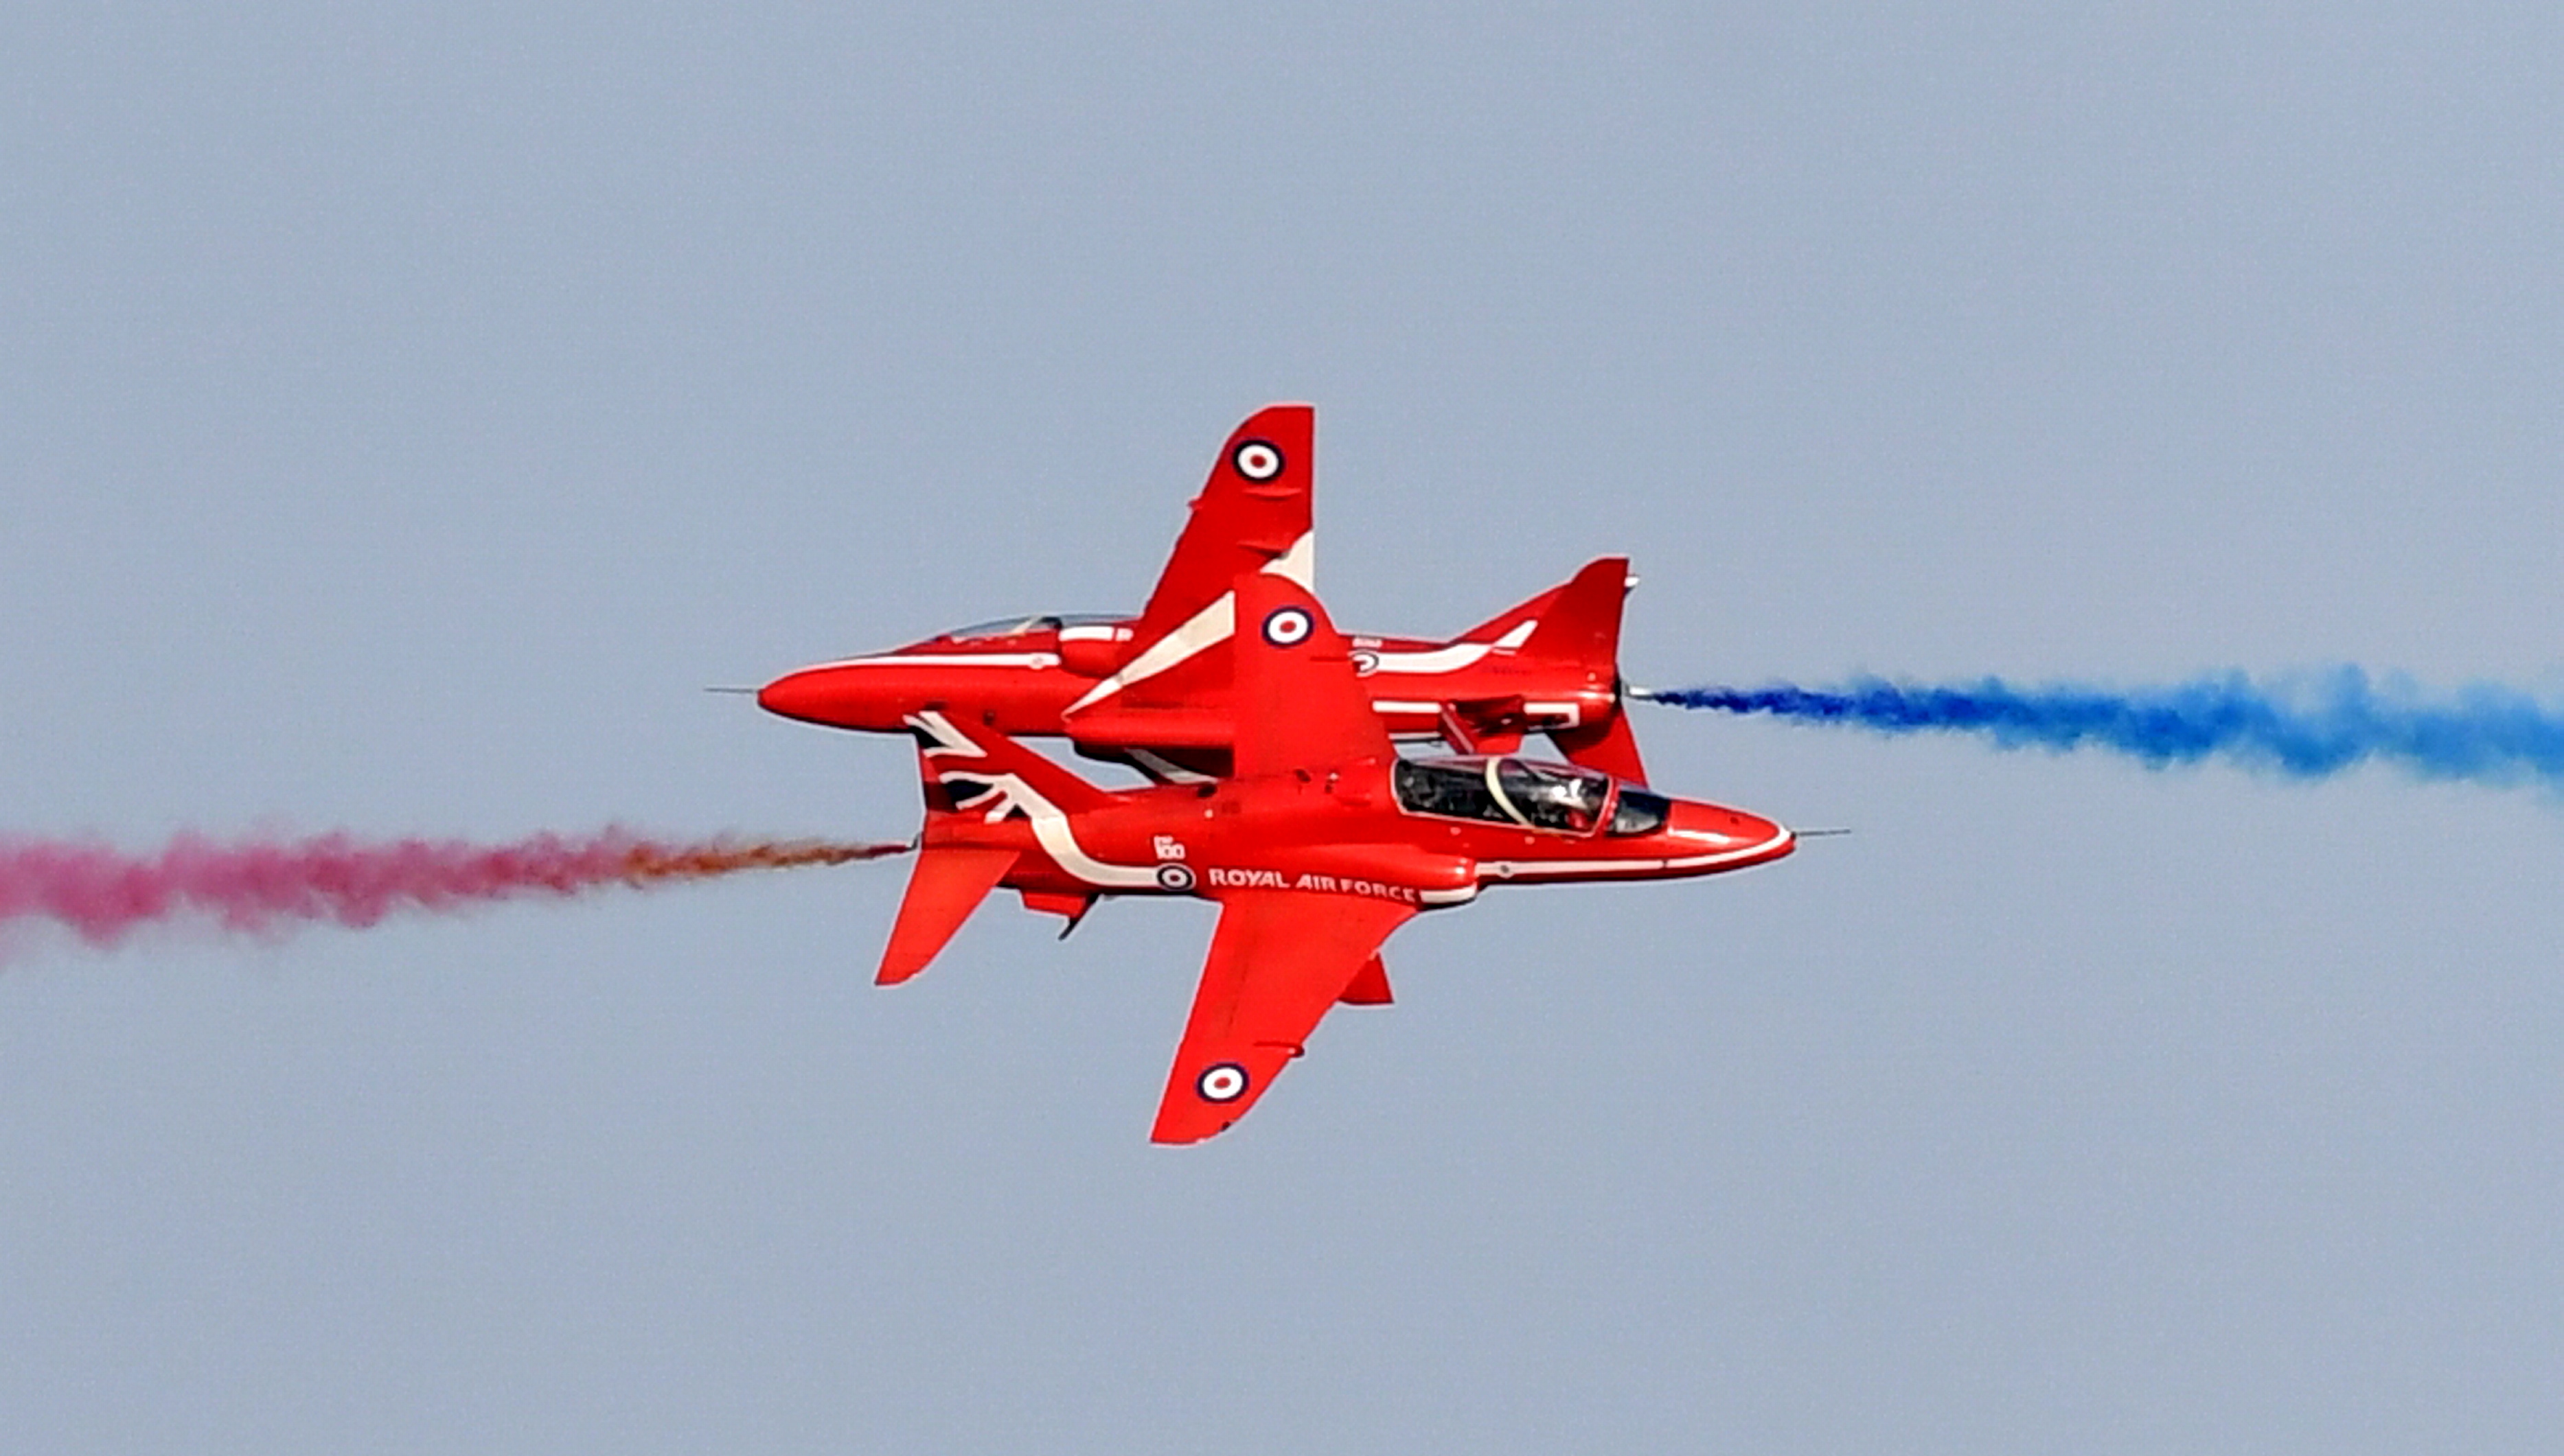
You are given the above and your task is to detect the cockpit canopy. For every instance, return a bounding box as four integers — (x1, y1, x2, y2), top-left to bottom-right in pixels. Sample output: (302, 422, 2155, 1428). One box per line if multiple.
(1391, 756, 1669, 837)
(940, 612, 1123, 642)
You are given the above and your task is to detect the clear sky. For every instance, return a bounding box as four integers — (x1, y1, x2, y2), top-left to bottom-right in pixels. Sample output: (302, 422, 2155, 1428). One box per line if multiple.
(4, 5, 2559, 1452)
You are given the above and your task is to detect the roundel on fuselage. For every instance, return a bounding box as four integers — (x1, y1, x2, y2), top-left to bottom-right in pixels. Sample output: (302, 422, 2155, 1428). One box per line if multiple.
(1261, 605, 1313, 647)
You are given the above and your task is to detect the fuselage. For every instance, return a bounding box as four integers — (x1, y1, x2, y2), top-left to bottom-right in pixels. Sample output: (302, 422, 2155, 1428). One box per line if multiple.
(928, 749, 1792, 910)
(758, 615, 1618, 763)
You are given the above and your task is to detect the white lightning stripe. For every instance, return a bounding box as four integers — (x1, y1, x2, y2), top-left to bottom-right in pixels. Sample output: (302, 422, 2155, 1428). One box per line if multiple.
(1366, 643, 1491, 674)
(1266, 531, 1315, 589)
(1476, 827, 1795, 881)
(803, 653, 1061, 671)
(1026, 811, 1162, 888)
(908, 710, 987, 756)
(1065, 594, 1233, 713)
(1062, 531, 1314, 714)
(1362, 620, 1534, 675)
(907, 713, 1163, 890)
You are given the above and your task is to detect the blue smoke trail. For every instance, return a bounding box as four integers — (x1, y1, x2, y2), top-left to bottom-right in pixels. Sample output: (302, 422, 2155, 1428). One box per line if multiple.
(1642, 669, 2564, 790)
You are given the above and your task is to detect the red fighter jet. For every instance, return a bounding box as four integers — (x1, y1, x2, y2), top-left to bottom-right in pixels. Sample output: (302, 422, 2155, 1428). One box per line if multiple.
(757, 404, 1653, 785)
(880, 570, 1794, 1143)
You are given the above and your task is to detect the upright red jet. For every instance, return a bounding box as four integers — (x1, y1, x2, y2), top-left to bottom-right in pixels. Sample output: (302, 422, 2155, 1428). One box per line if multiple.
(879, 570, 1793, 1142)
(757, 404, 1653, 783)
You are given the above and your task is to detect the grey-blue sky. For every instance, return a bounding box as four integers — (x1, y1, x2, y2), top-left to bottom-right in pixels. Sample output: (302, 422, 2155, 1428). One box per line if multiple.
(3, 5, 2559, 1452)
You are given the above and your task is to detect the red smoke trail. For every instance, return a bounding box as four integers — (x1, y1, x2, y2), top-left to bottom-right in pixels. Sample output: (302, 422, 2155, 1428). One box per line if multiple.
(0, 829, 910, 955)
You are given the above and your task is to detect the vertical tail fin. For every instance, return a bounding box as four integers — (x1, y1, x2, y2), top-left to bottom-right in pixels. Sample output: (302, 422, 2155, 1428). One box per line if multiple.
(1444, 555, 1629, 659)
(1231, 573, 1397, 778)
(1518, 556, 1632, 668)
(1526, 557, 1648, 784)
(1448, 557, 1649, 783)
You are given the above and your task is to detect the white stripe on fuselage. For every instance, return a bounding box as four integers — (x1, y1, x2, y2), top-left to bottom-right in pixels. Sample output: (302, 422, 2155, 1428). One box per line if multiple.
(805, 652, 1062, 671)
(1476, 827, 1795, 881)
(1363, 621, 1535, 675)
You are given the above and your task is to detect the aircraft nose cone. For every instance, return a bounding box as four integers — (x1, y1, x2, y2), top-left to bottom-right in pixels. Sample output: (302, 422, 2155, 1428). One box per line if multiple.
(758, 665, 857, 726)
(1664, 800, 1794, 860)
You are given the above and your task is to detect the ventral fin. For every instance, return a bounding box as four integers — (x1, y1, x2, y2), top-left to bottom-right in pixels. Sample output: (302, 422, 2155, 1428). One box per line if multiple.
(1338, 954, 1393, 1006)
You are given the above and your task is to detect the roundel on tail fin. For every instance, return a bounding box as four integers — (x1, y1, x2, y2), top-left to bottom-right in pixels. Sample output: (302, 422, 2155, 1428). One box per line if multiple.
(1233, 440, 1285, 481)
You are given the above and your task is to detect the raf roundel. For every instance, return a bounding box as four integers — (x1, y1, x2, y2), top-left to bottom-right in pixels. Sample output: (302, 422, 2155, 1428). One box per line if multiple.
(1231, 440, 1285, 481)
(1261, 605, 1314, 647)
(1155, 863, 1197, 892)
(1197, 1063, 1250, 1103)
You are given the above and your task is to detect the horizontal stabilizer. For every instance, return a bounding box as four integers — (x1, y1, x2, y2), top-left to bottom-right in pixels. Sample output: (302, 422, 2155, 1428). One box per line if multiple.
(877, 844, 1017, 985)
(1526, 557, 1646, 783)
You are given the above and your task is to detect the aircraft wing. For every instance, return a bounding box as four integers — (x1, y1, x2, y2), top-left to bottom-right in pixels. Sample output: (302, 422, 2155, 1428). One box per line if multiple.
(1130, 403, 1315, 649)
(1064, 406, 1315, 723)
(1152, 890, 1416, 1144)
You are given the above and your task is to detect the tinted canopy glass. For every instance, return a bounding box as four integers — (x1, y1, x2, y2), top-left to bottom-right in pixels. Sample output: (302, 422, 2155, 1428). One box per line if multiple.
(1392, 758, 1512, 826)
(941, 613, 1120, 641)
(1606, 787, 1670, 837)
(1393, 756, 1615, 835)
(1496, 758, 1611, 834)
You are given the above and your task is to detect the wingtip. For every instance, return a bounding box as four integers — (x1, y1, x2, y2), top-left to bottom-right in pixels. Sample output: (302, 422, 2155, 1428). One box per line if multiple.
(1149, 1110, 1239, 1146)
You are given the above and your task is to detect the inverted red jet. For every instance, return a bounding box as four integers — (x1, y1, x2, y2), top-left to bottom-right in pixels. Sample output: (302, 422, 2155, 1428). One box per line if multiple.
(757, 404, 1652, 783)
(880, 570, 1794, 1142)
